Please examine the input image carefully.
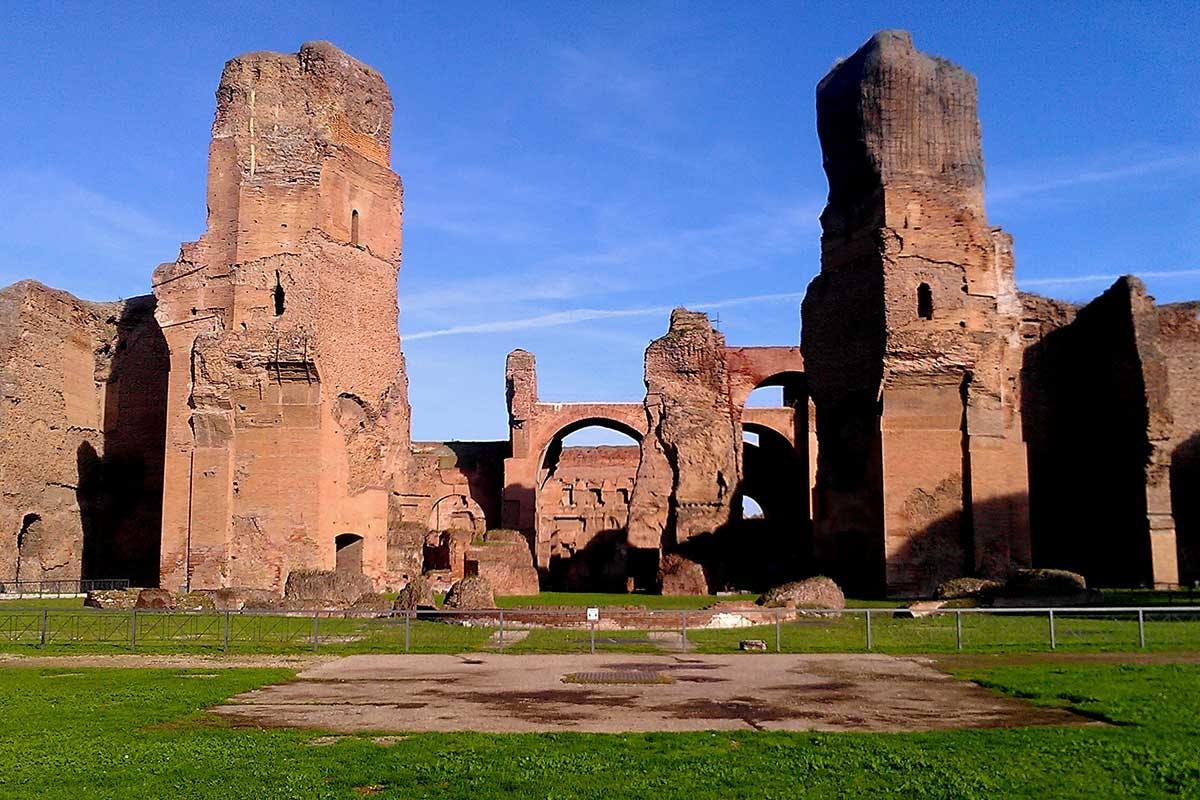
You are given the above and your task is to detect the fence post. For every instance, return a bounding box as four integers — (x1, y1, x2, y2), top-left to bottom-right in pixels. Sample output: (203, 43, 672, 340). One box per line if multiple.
(956, 610, 963, 652)
(498, 609, 505, 654)
(775, 608, 781, 653)
(404, 609, 411, 653)
(681, 611, 688, 654)
(1138, 608, 1146, 649)
(1048, 609, 1056, 650)
(312, 611, 320, 653)
(40, 608, 48, 648)
(590, 619, 596, 655)
(223, 611, 230, 653)
(130, 609, 138, 651)
(865, 609, 872, 652)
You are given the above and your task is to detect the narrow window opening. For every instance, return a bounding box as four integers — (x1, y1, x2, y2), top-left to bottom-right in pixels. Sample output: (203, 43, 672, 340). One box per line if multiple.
(273, 271, 285, 316)
(917, 282, 933, 320)
(351, 209, 360, 246)
(334, 533, 364, 575)
(17, 513, 40, 550)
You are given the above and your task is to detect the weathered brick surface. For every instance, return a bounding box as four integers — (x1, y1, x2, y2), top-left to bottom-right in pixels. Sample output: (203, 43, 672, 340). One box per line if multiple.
(152, 42, 410, 593)
(804, 31, 1030, 597)
(1158, 302, 1200, 582)
(0, 281, 166, 586)
(1022, 278, 1180, 587)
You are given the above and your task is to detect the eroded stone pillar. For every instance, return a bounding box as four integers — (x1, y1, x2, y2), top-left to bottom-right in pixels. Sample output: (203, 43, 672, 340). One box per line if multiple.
(153, 42, 411, 592)
(803, 30, 1031, 596)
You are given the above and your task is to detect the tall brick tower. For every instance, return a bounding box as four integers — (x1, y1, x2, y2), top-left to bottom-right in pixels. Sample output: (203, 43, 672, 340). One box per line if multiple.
(802, 31, 1030, 596)
(152, 42, 411, 592)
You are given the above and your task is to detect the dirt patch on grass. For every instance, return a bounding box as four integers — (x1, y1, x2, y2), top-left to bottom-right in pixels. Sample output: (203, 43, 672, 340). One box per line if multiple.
(211, 653, 1096, 733)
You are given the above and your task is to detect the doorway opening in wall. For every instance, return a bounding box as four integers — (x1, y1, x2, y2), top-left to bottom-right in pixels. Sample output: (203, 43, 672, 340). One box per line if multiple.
(539, 422, 643, 592)
(273, 271, 285, 316)
(335, 533, 364, 575)
(351, 209, 360, 246)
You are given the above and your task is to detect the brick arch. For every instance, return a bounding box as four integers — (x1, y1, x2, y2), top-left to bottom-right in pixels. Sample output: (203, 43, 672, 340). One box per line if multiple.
(502, 400, 647, 544)
(724, 346, 805, 410)
(742, 417, 796, 449)
(529, 407, 646, 468)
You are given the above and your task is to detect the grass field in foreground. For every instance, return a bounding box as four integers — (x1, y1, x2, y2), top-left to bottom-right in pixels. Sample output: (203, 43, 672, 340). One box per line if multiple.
(0, 662, 1198, 798)
(1, 607, 1199, 655)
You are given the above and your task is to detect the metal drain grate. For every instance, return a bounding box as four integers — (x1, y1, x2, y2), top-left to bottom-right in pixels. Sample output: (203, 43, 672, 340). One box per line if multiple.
(563, 670, 674, 685)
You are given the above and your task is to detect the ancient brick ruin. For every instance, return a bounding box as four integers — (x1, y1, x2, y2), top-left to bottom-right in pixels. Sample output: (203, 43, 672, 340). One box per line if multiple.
(2, 33, 1198, 599)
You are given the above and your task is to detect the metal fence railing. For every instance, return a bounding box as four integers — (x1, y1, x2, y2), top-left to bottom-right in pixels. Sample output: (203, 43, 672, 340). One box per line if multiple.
(0, 605, 1199, 655)
(0, 579, 130, 596)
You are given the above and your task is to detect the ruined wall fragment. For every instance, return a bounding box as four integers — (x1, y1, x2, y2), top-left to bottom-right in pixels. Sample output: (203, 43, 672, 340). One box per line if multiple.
(0, 281, 166, 586)
(1158, 302, 1200, 582)
(1021, 278, 1178, 586)
(502, 348, 647, 587)
(628, 309, 739, 555)
(539, 445, 638, 590)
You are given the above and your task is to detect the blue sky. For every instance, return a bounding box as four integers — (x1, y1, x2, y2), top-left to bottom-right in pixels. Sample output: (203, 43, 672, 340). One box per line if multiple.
(1, 1, 1197, 442)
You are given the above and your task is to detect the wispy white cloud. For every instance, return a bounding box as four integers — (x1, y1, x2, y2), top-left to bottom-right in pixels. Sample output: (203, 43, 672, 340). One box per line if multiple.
(0, 167, 186, 298)
(404, 291, 805, 340)
(0, 167, 180, 252)
(553, 44, 663, 109)
(989, 150, 1200, 204)
(1020, 268, 1200, 288)
(401, 199, 821, 317)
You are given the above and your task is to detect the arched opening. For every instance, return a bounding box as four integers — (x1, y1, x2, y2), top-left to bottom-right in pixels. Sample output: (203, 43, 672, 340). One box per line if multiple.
(428, 493, 484, 534)
(423, 493, 488, 574)
(536, 420, 643, 592)
(680, 369, 813, 592)
(918, 282, 933, 320)
(334, 533, 364, 575)
(351, 209, 360, 246)
(744, 385, 785, 408)
(273, 271, 285, 316)
(741, 495, 765, 520)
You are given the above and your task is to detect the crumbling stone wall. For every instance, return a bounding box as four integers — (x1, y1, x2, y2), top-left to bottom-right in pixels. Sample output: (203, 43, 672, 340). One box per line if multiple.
(539, 445, 638, 589)
(396, 440, 506, 587)
(1021, 278, 1178, 587)
(1159, 302, 1200, 583)
(628, 310, 740, 552)
(803, 31, 1031, 597)
(502, 328, 810, 592)
(0, 281, 166, 586)
(152, 42, 411, 593)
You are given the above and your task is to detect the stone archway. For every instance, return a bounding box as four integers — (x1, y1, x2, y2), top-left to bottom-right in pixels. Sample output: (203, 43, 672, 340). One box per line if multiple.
(428, 493, 486, 535)
(533, 419, 643, 590)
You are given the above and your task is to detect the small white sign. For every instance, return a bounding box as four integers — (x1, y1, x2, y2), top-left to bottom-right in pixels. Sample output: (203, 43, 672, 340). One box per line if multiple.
(586, 607, 600, 622)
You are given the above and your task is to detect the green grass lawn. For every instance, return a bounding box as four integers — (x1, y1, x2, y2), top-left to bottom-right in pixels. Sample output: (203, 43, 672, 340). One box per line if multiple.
(0, 596, 85, 608)
(1, 606, 1200, 655)
(0, 662, 1198, 798)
